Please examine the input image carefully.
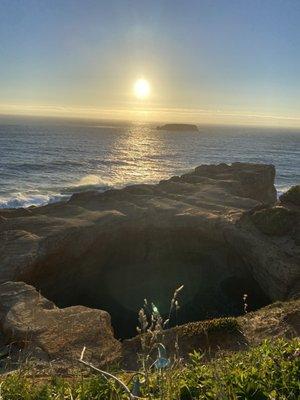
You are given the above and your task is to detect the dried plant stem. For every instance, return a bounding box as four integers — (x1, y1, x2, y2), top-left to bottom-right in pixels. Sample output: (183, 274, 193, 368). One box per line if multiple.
(78, 347, 139, 399)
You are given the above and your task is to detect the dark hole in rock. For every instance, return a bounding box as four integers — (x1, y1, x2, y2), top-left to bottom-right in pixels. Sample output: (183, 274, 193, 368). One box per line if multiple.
(26, 227, 271, 339)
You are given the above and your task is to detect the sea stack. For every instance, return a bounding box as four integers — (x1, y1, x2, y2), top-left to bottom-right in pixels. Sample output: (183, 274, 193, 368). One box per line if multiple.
(157, 123, 199, 131)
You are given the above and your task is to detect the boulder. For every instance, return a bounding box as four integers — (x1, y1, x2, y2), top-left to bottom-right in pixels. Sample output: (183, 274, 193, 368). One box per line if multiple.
(240, 299, 300, 344)
(0, 281, 121, 367)
(280, 185, 300, 206)
(250, 206, 296, 236)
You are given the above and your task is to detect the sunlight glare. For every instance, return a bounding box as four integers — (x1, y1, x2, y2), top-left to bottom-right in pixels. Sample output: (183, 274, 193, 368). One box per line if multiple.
(134, 78, 150, 99)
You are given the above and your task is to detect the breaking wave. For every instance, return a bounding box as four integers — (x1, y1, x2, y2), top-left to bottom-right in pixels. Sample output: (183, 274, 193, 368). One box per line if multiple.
(0, 175, 112, 208)
(62, 175, 111, 194)
(0, 192, 69, 209)
(0, 120, 298, 209)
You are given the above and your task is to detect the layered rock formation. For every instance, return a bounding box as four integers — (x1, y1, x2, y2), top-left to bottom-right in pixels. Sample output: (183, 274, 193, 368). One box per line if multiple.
(0, 281, 121, 368)
(0, 163, 299, 339)
(0, 281, 298, 373)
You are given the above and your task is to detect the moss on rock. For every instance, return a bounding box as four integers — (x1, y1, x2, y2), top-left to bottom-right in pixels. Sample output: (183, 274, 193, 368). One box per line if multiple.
(280, 185, 300, 206)
(173, 317, 240, 338)
(251, 206, 296, 236)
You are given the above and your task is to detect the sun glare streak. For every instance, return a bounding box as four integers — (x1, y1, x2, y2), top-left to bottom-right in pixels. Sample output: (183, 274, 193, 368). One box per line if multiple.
(134, 79, 150, 99)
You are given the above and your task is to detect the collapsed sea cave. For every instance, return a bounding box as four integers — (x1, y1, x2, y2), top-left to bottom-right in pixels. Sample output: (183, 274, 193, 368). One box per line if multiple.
(25, 226, 271, 339)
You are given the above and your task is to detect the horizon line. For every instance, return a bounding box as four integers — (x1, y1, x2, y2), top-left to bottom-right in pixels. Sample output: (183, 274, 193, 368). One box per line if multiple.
(0, 103, 300, 129)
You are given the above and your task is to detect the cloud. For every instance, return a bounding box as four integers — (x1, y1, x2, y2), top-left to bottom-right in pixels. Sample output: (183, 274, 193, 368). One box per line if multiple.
(0, 102, 299, 127)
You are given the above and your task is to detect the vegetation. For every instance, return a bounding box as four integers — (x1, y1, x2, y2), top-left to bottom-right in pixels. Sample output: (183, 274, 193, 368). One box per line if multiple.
(0, 288, 298, 399)
(0, 338, 299, 399)
(251, 206, 296, 236)
(172, 316, 240, 337)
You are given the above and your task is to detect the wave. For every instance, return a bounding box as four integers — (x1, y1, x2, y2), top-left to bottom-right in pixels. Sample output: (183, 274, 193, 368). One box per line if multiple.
(1, 160, 132, 174)
(276, 184, 293, 198)
(62, 175, 111, 194)
(99, 160, 132, 166)
(76, 175, 104, 186)
(0, 192, 69, 209)
(2, 160, 84, 172)
(0, 175, 112, 209)
(0, 175, 294, 210)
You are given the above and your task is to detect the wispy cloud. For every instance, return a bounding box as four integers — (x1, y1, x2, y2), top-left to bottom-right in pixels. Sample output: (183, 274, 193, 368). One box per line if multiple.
(0, 103, 299, 127)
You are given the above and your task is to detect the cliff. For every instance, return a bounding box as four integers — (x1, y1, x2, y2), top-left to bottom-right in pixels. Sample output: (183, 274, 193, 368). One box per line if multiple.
(0, 163, 299, 341)
(0, 281, 298, 373)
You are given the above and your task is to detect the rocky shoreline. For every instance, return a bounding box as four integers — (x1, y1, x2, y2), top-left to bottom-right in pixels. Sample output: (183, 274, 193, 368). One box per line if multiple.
(0, 162, 299, 373)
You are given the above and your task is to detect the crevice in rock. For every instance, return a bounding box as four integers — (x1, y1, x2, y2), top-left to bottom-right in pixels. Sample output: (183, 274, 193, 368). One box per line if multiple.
(22, 226, 271, 339)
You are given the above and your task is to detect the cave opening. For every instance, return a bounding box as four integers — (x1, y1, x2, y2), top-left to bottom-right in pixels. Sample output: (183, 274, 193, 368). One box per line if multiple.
(27, 227, 271, 339)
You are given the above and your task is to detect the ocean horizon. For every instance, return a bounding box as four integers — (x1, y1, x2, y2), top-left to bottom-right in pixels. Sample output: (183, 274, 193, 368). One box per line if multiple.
(0, 116, 299, 209)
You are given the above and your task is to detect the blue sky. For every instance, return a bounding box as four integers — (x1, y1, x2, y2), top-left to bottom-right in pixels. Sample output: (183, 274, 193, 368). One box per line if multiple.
(0, 0, 299, 126)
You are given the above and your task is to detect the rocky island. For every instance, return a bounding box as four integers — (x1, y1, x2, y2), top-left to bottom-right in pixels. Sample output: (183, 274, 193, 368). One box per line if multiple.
(157, 123, 199, 131)
(0, 162, 299, 374)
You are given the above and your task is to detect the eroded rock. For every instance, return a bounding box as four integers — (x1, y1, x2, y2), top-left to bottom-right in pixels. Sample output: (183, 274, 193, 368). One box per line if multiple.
(0, 281, 121, 367)
(122, 299, 300, 369)
(250, 206, 296, 236)
(0, 281, 298, 375)
(0, 163, 298, 338)
(280, 185, 300, 206)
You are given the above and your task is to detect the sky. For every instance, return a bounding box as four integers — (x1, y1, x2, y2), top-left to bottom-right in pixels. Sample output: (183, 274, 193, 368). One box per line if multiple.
(0, 0, 300, 127)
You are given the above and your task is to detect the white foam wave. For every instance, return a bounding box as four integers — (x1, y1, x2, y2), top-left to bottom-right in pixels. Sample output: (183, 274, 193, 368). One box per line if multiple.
(0, 192, 68, 209)
(276, 184, 292, 198)
(1, 181, 295, 210)
(75, 175, 108, 187)
(0, 175, 111, 209)
(61, 174, 111, 194)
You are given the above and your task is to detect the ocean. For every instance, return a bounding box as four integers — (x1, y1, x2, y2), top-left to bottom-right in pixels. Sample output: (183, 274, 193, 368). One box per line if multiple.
(0, 116, 299, 209)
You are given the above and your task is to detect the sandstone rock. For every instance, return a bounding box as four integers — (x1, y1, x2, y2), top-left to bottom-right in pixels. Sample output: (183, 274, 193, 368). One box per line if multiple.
(0, 208, 32, 218)
(240, 299, 300, 344)
(250, 206, 297, 236)
(0, 282, 121, 367)
(193, 162, 276, 204)
(280, 185, 300, 206)
(122, 317, 244, 370)
(0, 163, 298, 339)
(0, 281, 298, 374)
(122, 299, 300, 369)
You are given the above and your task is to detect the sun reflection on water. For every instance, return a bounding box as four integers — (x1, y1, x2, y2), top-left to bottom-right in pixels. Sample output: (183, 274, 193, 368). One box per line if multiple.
(102, 123, 176, 187)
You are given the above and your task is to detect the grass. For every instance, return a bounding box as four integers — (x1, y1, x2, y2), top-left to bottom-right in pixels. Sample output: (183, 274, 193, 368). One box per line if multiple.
(172, 317, 240, 337)
(0, 338, 299, 399)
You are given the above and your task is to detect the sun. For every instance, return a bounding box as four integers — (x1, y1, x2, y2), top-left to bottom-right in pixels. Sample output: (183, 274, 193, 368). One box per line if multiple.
(134, 78, 150, 99)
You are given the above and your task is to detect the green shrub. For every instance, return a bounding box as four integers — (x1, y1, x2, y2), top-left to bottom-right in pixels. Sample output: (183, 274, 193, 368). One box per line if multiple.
(182, 338, 300, 400)
(0, 338, 298, 399)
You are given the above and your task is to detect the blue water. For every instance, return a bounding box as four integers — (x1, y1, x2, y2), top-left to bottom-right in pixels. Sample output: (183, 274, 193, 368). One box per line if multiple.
(0, 116, 299, 208)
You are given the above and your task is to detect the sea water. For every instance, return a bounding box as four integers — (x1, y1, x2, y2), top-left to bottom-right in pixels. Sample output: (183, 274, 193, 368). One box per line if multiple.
(0, 116, 299, 208)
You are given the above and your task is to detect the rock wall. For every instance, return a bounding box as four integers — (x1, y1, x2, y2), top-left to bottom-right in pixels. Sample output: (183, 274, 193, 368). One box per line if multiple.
(0, 163, 299, 338)
(0, 281, 298, 373)
(0, 281, 121, 367)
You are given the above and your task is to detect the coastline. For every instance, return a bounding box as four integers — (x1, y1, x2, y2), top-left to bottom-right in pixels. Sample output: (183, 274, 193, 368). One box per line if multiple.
(0, 162, 299, 373)
(0, 176, 295, 210)
(1, 162, 299, 332)
(1, 121, 299, 210)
